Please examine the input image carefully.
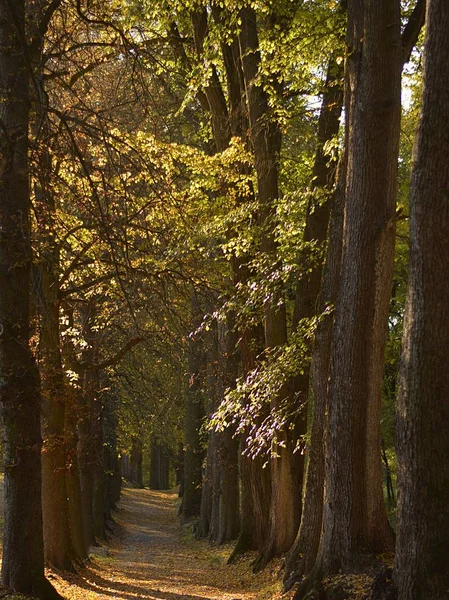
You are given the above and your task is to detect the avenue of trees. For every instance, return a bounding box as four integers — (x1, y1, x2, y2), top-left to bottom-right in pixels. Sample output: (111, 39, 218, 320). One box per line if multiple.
(0, 0, 447, 599)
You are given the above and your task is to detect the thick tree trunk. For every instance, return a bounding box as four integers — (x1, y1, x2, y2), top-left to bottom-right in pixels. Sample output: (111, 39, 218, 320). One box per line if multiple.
(36, 147, 76, 569)
(0, 3, 60, 597)
(286, 154, 346, 591)
(229, 322, 271, 561)
(284, 58, 344, 589)
(223, 36, 271, 558)
(308, 0, 401, 581)
(122, 455, 132, 481)
(196, 322, 220, 539)
(39, 264, 75, 570)
(196, 437, 213, 538)
(77, 301, 105, 545)
(204, 317, 241, 544)
(395, 2, 449, 598)
(191, 6, 266, 554)
(218, 426, 240, 544)
(64, 387, 89, 561)
(239, 7, 302, 568)
(291, 57, 344, 336)
(207, 432, 221, 542)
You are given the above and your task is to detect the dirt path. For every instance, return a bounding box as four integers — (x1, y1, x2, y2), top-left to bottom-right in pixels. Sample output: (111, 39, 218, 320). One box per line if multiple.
(51, 486, 288, 600)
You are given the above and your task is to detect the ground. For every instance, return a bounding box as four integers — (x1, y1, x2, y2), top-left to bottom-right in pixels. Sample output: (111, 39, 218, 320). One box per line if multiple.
(0, 479, 294, 600)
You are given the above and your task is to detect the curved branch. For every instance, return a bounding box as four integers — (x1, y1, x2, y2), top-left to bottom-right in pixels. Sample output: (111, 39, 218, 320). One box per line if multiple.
(80, 337, 143, 372)
(402, 0, 426, 65)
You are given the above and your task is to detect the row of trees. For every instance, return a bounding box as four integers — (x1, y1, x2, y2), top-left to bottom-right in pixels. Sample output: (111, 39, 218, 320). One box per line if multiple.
(0, 0, 190, 594)
(0, 0, 447, 599)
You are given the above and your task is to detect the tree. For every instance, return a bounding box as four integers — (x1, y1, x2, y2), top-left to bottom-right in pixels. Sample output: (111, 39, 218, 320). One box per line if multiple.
(297, 0, 403, 591)
(395, 1, 449, 597)
(0, 1, 61, 597)
(238, 5, 303, 568)
(181, 291, 206, 522)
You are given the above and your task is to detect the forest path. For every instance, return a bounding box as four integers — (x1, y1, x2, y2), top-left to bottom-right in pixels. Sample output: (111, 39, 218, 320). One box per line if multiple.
(51, 486, 286, 600)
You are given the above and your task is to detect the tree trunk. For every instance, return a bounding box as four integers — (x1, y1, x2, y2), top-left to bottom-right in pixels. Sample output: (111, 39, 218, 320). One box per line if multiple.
(91, 371, 106, 541)
(36, 142, 76, 570)
(217, 315, 240, 544)
(218, 426, 240, 544)
(309, 0, 401, 580)
(150, 441, 170, 490)
(191, 6, 268, 555)
(122, 455, 131, 481)
(229, 322, 271, 561)
(395, 2, 449, 598)
(78, 367, 96, 548)
(181, 292, 205, 522)
(285, 153, 346, 591)
(239, 6, 302, 568)
(103, 389, 121, 516)
(207, 431, 221, 542)
(0, 3, 60, 596)
(131, 437, 144, 488)
(39, 261, 75, 569)
(284, 58, 344, 589)
(196, 322, 219, 539)
(61, 305, 89, 560)
(65, 385, 89, 561)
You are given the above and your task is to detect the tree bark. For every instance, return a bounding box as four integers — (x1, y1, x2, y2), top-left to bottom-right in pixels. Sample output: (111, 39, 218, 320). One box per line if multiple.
(130, 437, 144, 490)
(196, 321, 220, 540)
(395, 2, 449, 597)
(65, 385, 89, 561)
(61, 305, 89, 560)
(91, 370, 106, 541)
(286, 153, 346, 591)
(239, 6, 302, 569)
(150, 441, 170, 490)
(35, 129, 77, 570)
(307, 0, 401, 581)
(284, 57, 344, 589)
(190, 6, 269, 555)
(217, 315, 240, 544)
(39, 249, 76, 569)
(103, 388, 121, 515)
(77, 303, 97, 548)
(181, 292, 205, 522)
(0, 2, 60, 596)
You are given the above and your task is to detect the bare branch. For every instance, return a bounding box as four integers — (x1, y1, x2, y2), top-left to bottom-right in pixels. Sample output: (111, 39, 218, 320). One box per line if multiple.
(402, 0, 426, 65)
(80, 337, 143, 371)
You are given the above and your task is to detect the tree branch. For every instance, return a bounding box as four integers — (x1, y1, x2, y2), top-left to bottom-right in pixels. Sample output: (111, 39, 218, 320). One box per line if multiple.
(80, 337, 143, 372)
(59, 271, 119, 299)
(29, 0, 63, 55)
(402, 0, 426, 65)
